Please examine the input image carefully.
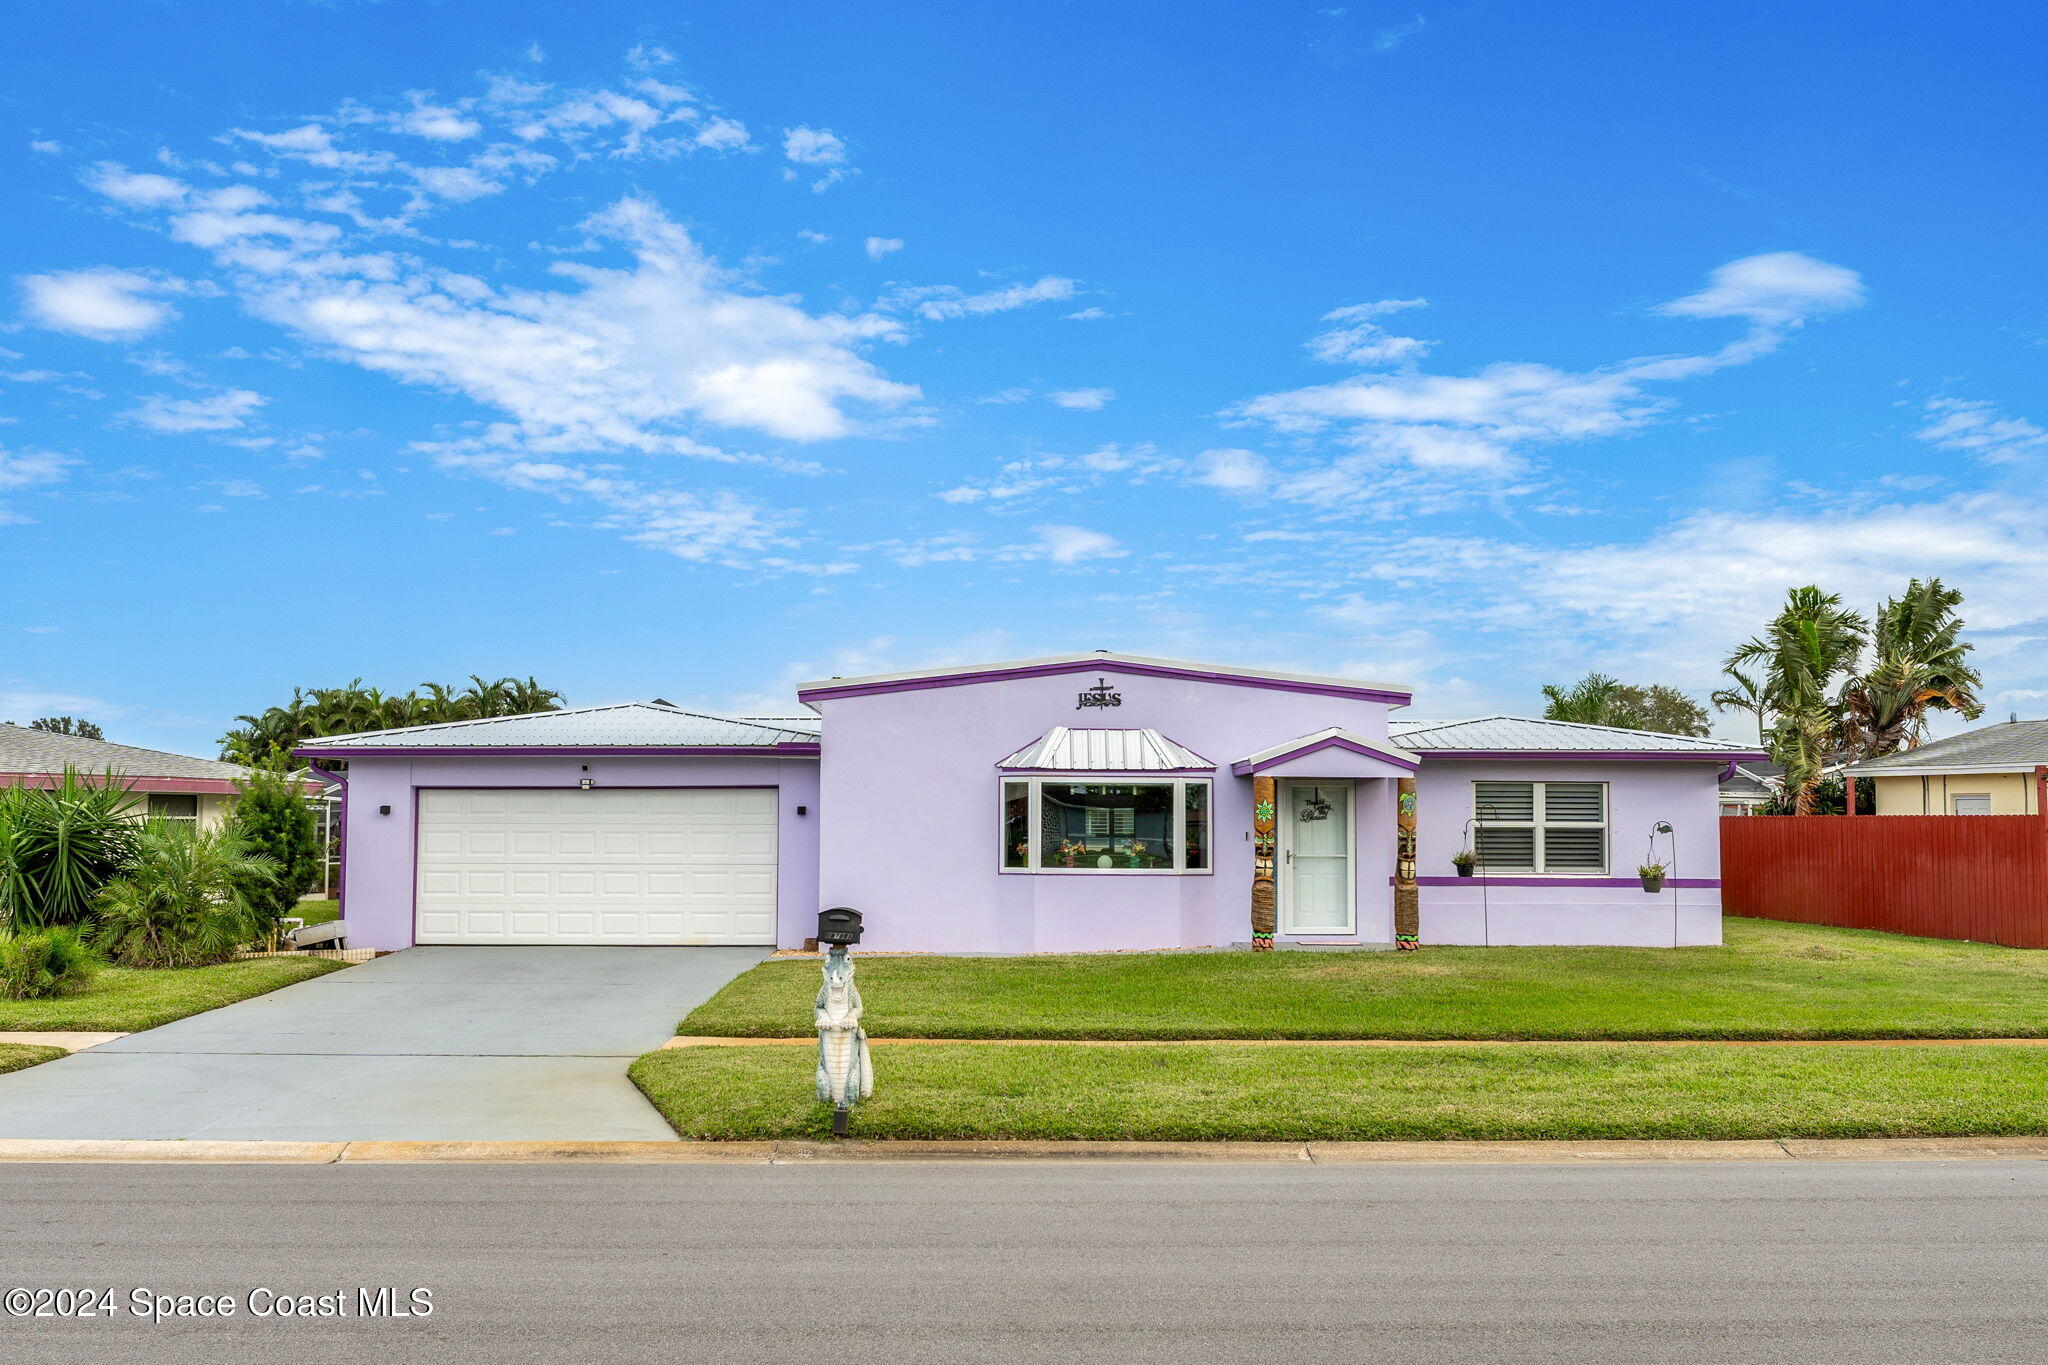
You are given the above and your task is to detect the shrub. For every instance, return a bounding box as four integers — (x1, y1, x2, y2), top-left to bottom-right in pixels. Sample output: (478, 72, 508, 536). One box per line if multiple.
(230, 766, 323, 931)
(0, 927, 97, 1000)
(90, 820, 278, 969)
(0, 770, 141, 929)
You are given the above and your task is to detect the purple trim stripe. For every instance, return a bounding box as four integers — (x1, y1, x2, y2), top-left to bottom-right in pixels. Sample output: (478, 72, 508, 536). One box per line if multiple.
(1406, 875, 1722, 888)
(995, 765, 1217, 774)
(1231, 734, 1420, 776)
(291, 743, 821, 759)
(798, 658, 1412, 706)
(1408, 749, 1768, 763)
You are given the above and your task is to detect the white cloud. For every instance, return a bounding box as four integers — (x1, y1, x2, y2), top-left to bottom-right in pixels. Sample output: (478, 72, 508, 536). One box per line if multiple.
(1030, 524, 1124, 564)
(408, 165, 505, 202)
(1914, 397, 2047, 464)
(1308, 298, 1430, 365)
(864, 236, 904, 261)
(781, 126, 847, 165)
(1658, 250, 1865, 327)
(694, 116, 750, 151)
(1064, 306, 1112, 321)
(19, 268, 182, 339)
(1230, 252, 1866, 496)
(398, 101, 482, 141)
(81, 162, 187, 207)
(798, 229, 830, 245)
(1192, 447, 1269, 491)
(891, 275, 1080, 321)
(0, 447, 74, 490)
(1374, 15, 1427, 51)
(29, 140, 61, 155)
(1049, 387, 1113, 411)
(125, 388, 266, 433)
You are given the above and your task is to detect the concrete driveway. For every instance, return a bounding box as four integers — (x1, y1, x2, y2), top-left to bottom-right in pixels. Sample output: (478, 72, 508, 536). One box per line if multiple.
(0, 946, 769, 1142)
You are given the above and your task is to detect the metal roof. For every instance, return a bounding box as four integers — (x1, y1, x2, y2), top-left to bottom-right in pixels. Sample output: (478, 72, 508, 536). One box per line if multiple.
(1718, 764, 1778, 799)
(798, 651, 1409, 707)
(0, 723, 248, 783)
(1232, 727, 1418, 774)
(1387, 715, 1760, 755)
(997, 726, 1213, 772)
(1850, 718, 2048, 774)
(296, 703, 818, 752)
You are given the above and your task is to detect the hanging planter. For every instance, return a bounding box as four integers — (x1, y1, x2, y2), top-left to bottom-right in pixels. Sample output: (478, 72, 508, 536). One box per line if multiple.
(1638, 862, 1667, 894)
(1452, 850, 1477, 878)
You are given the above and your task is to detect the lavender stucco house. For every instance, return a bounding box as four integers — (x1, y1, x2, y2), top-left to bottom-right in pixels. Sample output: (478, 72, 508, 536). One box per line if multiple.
(298, 652, 1759, 953)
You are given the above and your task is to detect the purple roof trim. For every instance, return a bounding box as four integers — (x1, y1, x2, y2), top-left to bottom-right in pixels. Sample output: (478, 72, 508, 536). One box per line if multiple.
(798, 658, 1412, 706)
(1409, 876, 1722, 889)
(1231, 734, 1419, 776)
(1412, 749, 1768, 763)
(290, 743, 821, 759)
(995, 765, 1217, 774)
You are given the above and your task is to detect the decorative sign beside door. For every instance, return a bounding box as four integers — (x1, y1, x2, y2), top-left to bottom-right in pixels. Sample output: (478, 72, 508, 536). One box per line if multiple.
(1075, 677, 1123, 711)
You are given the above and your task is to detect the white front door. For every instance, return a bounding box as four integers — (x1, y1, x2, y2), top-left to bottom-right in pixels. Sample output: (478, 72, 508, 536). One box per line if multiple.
(1281, 781, 1354, 935)
(415, 787, 778, 945)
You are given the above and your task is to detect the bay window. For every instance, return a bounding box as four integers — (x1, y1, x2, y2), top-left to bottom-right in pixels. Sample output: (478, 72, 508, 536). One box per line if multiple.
(1000, 777, 1211, 873)
(1471, 780, 1607, 874)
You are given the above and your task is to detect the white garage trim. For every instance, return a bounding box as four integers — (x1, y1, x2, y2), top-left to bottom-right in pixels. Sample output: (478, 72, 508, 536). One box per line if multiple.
(414, 786, 778, 945)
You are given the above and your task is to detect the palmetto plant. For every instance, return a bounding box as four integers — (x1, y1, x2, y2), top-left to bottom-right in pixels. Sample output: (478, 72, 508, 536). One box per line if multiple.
(1838, 577, 1983, 757)
(90, 820, 278, 969)
(0, 769, 141, 929)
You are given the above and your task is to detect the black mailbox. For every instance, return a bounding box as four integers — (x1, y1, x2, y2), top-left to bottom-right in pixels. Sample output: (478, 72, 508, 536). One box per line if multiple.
(816, 907, 863, 945)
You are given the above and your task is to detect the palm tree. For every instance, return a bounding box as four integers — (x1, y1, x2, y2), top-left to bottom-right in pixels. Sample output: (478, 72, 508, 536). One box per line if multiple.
(1709, 663, 1770, 746)
(1838, 577, 1983, 759)
(1540, 673, 1647, 729)
(1727, 587, 1869, 814)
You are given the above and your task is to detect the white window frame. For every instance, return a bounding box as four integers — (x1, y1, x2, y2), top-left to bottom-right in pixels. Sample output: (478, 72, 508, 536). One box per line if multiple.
(1000, 776, 1212, 875)
(1470, 780, 1609, 876)
(1951, 793, 1993, 815)
(148, 793, 201, 826)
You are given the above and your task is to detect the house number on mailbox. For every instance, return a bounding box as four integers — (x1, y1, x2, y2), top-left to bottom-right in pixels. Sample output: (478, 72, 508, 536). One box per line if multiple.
(1076, 677, 1123, 710)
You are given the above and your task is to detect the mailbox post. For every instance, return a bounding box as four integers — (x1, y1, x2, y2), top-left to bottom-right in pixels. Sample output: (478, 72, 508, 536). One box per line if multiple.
(813, 908, 872, 1136)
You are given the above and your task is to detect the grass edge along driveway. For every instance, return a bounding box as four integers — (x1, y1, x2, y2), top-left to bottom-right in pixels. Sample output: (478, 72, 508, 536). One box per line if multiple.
(679, 918, 2048, 1042)
(630, 1040, 2048, 1143)
(0, 957, 347, 1033)
(0, 1043, 66, 1077)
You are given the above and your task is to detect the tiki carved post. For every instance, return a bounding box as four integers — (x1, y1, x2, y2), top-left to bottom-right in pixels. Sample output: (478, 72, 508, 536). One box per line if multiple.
(1394, 776, 1420, 950)
(1251, 776, 1277, 950)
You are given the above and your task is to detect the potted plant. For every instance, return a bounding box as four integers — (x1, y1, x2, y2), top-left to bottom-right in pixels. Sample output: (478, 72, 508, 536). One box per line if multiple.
(1638, 861, 1667, 893)
(1452, 850, 1477, 878)
(1127, 839, 1147, 868)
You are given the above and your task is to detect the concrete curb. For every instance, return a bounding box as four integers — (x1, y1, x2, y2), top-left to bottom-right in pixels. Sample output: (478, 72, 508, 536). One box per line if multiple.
(7, 1135, 2048, 1165)
(663, 1035, 2048, 1049)
(0, 1031, 127, 1053)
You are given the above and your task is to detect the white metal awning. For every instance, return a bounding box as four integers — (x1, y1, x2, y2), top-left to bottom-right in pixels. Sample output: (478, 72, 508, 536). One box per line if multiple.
(997, 726, 1213, 772)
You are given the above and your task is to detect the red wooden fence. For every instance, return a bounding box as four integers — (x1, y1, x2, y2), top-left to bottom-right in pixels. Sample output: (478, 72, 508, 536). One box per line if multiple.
(1722, 805, 2048, 948)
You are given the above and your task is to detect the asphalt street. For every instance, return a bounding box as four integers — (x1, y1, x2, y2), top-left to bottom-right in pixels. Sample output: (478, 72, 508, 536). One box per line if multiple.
(4, 1158, 2047, 1364)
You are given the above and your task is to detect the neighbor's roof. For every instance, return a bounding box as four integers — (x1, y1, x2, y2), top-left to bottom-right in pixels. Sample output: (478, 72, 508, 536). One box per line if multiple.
(295, 703, 820, 753)
(1849, 718, 2048, 775)
(1387, 715, 1763, 757)
(797, 652, 1410, 708)
(998, 727, 1212, 772)
(1718, 764, 1778, 799)
(0, 722, 248, 785)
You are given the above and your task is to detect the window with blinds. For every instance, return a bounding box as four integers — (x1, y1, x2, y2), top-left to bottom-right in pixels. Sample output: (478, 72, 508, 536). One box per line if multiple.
(1470, 780, 1607, 874)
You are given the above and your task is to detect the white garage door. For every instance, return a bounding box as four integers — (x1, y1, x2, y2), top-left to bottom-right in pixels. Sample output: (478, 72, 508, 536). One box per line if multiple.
(415, 788, 777, 945)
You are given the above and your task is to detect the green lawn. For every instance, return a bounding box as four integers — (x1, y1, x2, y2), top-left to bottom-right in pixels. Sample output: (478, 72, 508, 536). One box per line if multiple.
(680, 918, 2048, 1041)
(630, 1041, 2048, 1142)
(0, 957, 347, 1032)
(0, 1043, 65, 1076)
(295, 899, 340, 926)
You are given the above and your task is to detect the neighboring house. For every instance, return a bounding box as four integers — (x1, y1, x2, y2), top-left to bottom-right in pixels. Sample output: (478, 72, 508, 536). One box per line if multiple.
(1718, 761, 1781, 815)
(300, 652, 1761, 953)
(1849, 718, 2048, 815)
(0, 722, 248, 827)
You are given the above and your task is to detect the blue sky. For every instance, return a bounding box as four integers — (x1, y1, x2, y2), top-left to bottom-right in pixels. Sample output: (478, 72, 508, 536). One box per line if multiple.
(5, 0, 2045, 754)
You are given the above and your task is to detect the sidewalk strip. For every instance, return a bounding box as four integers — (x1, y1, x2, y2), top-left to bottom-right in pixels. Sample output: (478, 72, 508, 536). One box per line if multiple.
(4, 1135, 2048, 1164)
(664, 1035, 2048, 1049)
(0, 1031, 128, 1053)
